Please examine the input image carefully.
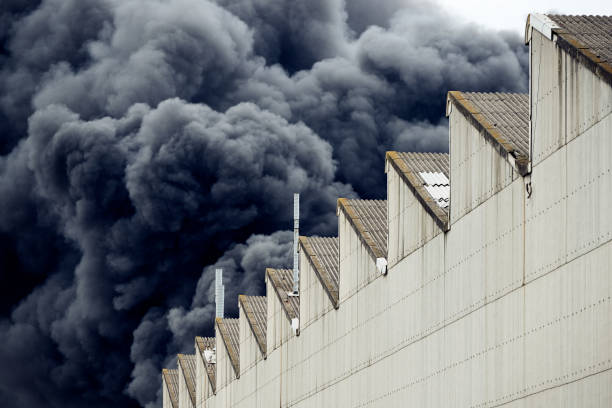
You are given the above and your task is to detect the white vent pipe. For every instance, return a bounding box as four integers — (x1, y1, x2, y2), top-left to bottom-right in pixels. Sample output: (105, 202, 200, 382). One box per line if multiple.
(215, 268, 224, 318)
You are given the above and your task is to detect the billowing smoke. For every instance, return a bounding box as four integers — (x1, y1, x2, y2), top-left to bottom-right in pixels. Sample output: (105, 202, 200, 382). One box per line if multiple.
(0, 0, 527, 407)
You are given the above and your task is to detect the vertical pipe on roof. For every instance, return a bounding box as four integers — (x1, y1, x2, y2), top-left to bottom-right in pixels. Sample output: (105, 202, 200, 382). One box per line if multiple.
(215, 268, 224, 318)
(292, 193, 299, 294)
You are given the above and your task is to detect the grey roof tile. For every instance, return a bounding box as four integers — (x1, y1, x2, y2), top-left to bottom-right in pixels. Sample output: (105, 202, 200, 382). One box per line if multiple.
(338, 199, 387, 259)
(195, 336, 216, 393)
(299, 236, 339, 307)
(239, 295, 267, 357)
(162, 368, 179, 408)
(548, 15, 612, 63)
(177, 354, 196, 407)
(216, 318, 240, 378)
(266, 268, 299, 321)
(386, 152, 450, 231)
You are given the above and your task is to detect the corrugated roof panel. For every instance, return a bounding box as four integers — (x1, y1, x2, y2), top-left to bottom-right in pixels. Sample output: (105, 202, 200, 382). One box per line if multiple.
(162, 368, 179, 408)
(217, 318, 240, 378)
(195, 336, 215, 354)
(266, 268, 299, 320)
(418, 172, 450, 209)
(195, 336, 216, 392)
(338, 199, 387, 259)
(177, 354, 197, 407)
(458, 92, 530, 161)
(308, 236, 339, 290)
(239, 295, 267, 357)
(386, 152, 450, 231)
(547, 15, 612, 63)
(299, 236, 339, 307)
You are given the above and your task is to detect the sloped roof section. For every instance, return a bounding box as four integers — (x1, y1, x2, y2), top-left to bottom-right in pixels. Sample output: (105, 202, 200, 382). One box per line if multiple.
(177, 354, 196, 407)
(216, 318, 240, 378)
(299, 236, 339, 307)
(266, 268, 299, 321)
(162, 368, 179, 408)
(547, 15, 612, 86)
(239, 295, 267, 357)
(386, 152, 450, 232)
(447, 91, 530, 175)
(195, 336, 216, 394)
(337, 199, 387, 260)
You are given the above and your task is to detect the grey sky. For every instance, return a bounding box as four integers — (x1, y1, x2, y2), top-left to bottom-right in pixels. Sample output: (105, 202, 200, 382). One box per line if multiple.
(434, 0, 612, 33)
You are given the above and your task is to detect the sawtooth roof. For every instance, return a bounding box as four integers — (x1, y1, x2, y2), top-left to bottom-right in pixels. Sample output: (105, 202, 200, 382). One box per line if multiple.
(547, 15, 612, 86)
(239, 295, 267, 357)
(195, 336, 216, 394)
(386, 151, 450, 231)
(216, 318, 240, 378)
(162, 368, 179, 408)
(447, 91, 530, 175)
(266, 268, 299, 320)
(337, 199, 387, 260)
(299, 236, 339, 307)
(177, 354, 196, 407)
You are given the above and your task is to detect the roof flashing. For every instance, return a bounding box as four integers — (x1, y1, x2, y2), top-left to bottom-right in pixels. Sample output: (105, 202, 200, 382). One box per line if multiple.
(525, 13, 560, 44)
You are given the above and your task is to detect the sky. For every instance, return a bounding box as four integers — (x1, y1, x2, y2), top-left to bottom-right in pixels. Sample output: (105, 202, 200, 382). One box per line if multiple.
(0, 0, 603, 407)
(435, 0, 612, 33)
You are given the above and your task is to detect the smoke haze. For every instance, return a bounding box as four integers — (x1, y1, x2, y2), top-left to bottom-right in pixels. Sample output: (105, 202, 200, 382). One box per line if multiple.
(0, 0, 527, 406)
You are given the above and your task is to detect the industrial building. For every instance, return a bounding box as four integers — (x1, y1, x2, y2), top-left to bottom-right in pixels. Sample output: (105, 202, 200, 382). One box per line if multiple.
(162, 14, 612, 407)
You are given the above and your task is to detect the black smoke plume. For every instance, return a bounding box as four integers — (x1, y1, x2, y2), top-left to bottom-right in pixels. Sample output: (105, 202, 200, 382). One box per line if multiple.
(0, 0, 527, 407)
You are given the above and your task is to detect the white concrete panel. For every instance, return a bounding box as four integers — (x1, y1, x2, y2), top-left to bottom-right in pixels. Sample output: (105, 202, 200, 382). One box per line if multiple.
(387, 163, 442, 267)
(449, 106, 516, 225)
(525, 144, 567, 283)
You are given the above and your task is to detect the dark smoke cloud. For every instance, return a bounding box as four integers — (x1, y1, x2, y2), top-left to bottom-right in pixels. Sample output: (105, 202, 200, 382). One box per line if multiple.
(0, 0, 527, 407)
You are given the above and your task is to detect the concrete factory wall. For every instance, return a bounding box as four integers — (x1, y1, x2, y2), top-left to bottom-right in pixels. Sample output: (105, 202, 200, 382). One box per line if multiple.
(163, 15, 612, 408)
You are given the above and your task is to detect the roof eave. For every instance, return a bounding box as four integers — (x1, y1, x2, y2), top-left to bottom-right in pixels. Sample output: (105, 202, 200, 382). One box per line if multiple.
(385, 152, 449, 232)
